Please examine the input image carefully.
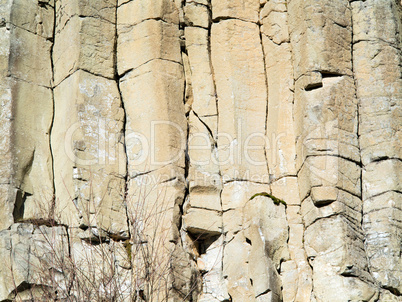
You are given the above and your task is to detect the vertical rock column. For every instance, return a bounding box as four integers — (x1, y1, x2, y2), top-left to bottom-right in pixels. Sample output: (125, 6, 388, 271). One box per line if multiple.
(352, 0, 402, 296)
(117, 0, 196, 300)
(0, 0, 54, 230)
(288, 0, 378, 300)
(0, 0, 14, 230)
(208, 0, 289, 301)
(181, 1, 225, 301)
(260, 1, 312, 301)
(52, 0, 128, 237)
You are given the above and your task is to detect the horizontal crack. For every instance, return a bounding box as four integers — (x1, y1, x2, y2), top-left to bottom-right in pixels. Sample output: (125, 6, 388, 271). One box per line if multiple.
(212, 16, 258, 24)
(118, 58, 183, 79)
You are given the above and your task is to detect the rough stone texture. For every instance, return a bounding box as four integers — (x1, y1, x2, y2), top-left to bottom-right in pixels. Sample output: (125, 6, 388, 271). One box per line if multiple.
(0, 0, 401, 301)
(0, 0, 54, 232)
(0, 223, 69, 301)
(52, 70, 127, 235)
(352, 0, 402, 295)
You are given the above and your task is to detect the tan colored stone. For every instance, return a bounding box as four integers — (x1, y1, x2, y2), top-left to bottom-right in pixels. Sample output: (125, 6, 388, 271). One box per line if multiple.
(117, 20, 182, 76)
(8, 26, 52, 87)
(247, 223, 282, 300)
(0, 4, 54, 231)
(298, 156, 361, 202)
(221, 181, 270, 211)
(262, 37, 296, 178)
(56, 0, 115, 30)
(288, 0, 353, 79)
(1, 0, 401, 299)
(294, 76, 360, 170)
(243, 195, 289, 269)
(0, 51, 13, 231)
(271, 177, 301, 206)
(211, 0, 259, 23)
(352, 1, 402, 295)
(184, 2, 210, 28)
(120, 59, 186, 174)
(188, 186, 221, 211)
(260, 0, 287, 20)
(184, 208, 222, 235)
(311, 186, 338, 207)
(286, 206, 302, 224)
(363, 160, 402, 200)
(0, 223, 69, 301)
(223, 232, 254, 301)
(10, 79, 54, 220)
(9, 0, 54, 38)
(351, 0, 400, 46)
(52, 70, 127, 235)
(188, 111, 220, 190)
(305, 216, 378, 301)
(287, 224, 304, 259)
(53, 16, 115, 85)
(301, 190, 362, 228)
(127, 172, 185, 243)
(378, 291, 402, 302)
(185, 27, 217, 118)
(363, 192, 402, 294)
(261, 11, 289, 45)
(212, 19, 268, 180)
(222, 209, 243, 240)
(197, 235, 229, 301)
(117, 0, 179, 27)
(281, 261, 298, 302)
(354, 44, 401, 165)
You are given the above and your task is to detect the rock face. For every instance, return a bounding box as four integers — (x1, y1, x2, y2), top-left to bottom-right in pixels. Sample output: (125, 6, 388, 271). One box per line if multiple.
(0, 0, 401, 301)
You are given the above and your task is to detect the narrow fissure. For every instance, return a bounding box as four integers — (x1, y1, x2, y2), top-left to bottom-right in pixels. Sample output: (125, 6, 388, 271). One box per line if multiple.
(48, 1, 57, 221)
(258, 18, 271, 193)
(113, 2, 131, 239)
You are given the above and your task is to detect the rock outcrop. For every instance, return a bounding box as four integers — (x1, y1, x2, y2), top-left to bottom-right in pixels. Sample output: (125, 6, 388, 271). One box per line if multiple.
(0, 0, 401, 301)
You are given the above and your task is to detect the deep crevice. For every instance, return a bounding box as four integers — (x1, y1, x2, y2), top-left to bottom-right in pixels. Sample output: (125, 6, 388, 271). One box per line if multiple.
(212, 16, 257, 25)
(255, 288, 271, 298)
(48, 2, 57, 222)
(191, 110, 216, 144)
(304, 82, 323, 91)
(258, 16, 271, 191)
(114, 3, 131, 241)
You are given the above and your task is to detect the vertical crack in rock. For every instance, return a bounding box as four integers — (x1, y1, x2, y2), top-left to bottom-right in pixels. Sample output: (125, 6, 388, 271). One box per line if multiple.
(288, 0, 380, 300)
(262, 1, 312, 300)
(181, 1, 227, 300)
(258, 11, 271, 185)
(114, 0, 131, 240)
(0, 0, 401, 300)
(6, 0, 55, 227)
(49, 1, 57, 221)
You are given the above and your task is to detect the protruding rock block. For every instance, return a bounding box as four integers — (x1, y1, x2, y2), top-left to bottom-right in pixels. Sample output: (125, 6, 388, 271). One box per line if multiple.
(304, 216, 378, 301)
(288, 0, 353, 79)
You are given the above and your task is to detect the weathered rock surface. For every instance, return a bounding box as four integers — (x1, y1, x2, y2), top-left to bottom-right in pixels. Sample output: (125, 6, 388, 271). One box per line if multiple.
(0, 0, 401, 301)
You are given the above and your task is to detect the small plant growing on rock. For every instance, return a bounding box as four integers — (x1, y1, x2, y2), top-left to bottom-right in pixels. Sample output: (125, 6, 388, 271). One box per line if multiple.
(249, 192, 287, 207)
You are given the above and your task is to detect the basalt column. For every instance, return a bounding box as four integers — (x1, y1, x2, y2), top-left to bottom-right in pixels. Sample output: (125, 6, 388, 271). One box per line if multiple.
(288, 0, 378, 300)
(352, 0, 402, 297)
(0, 0, 54, 231)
